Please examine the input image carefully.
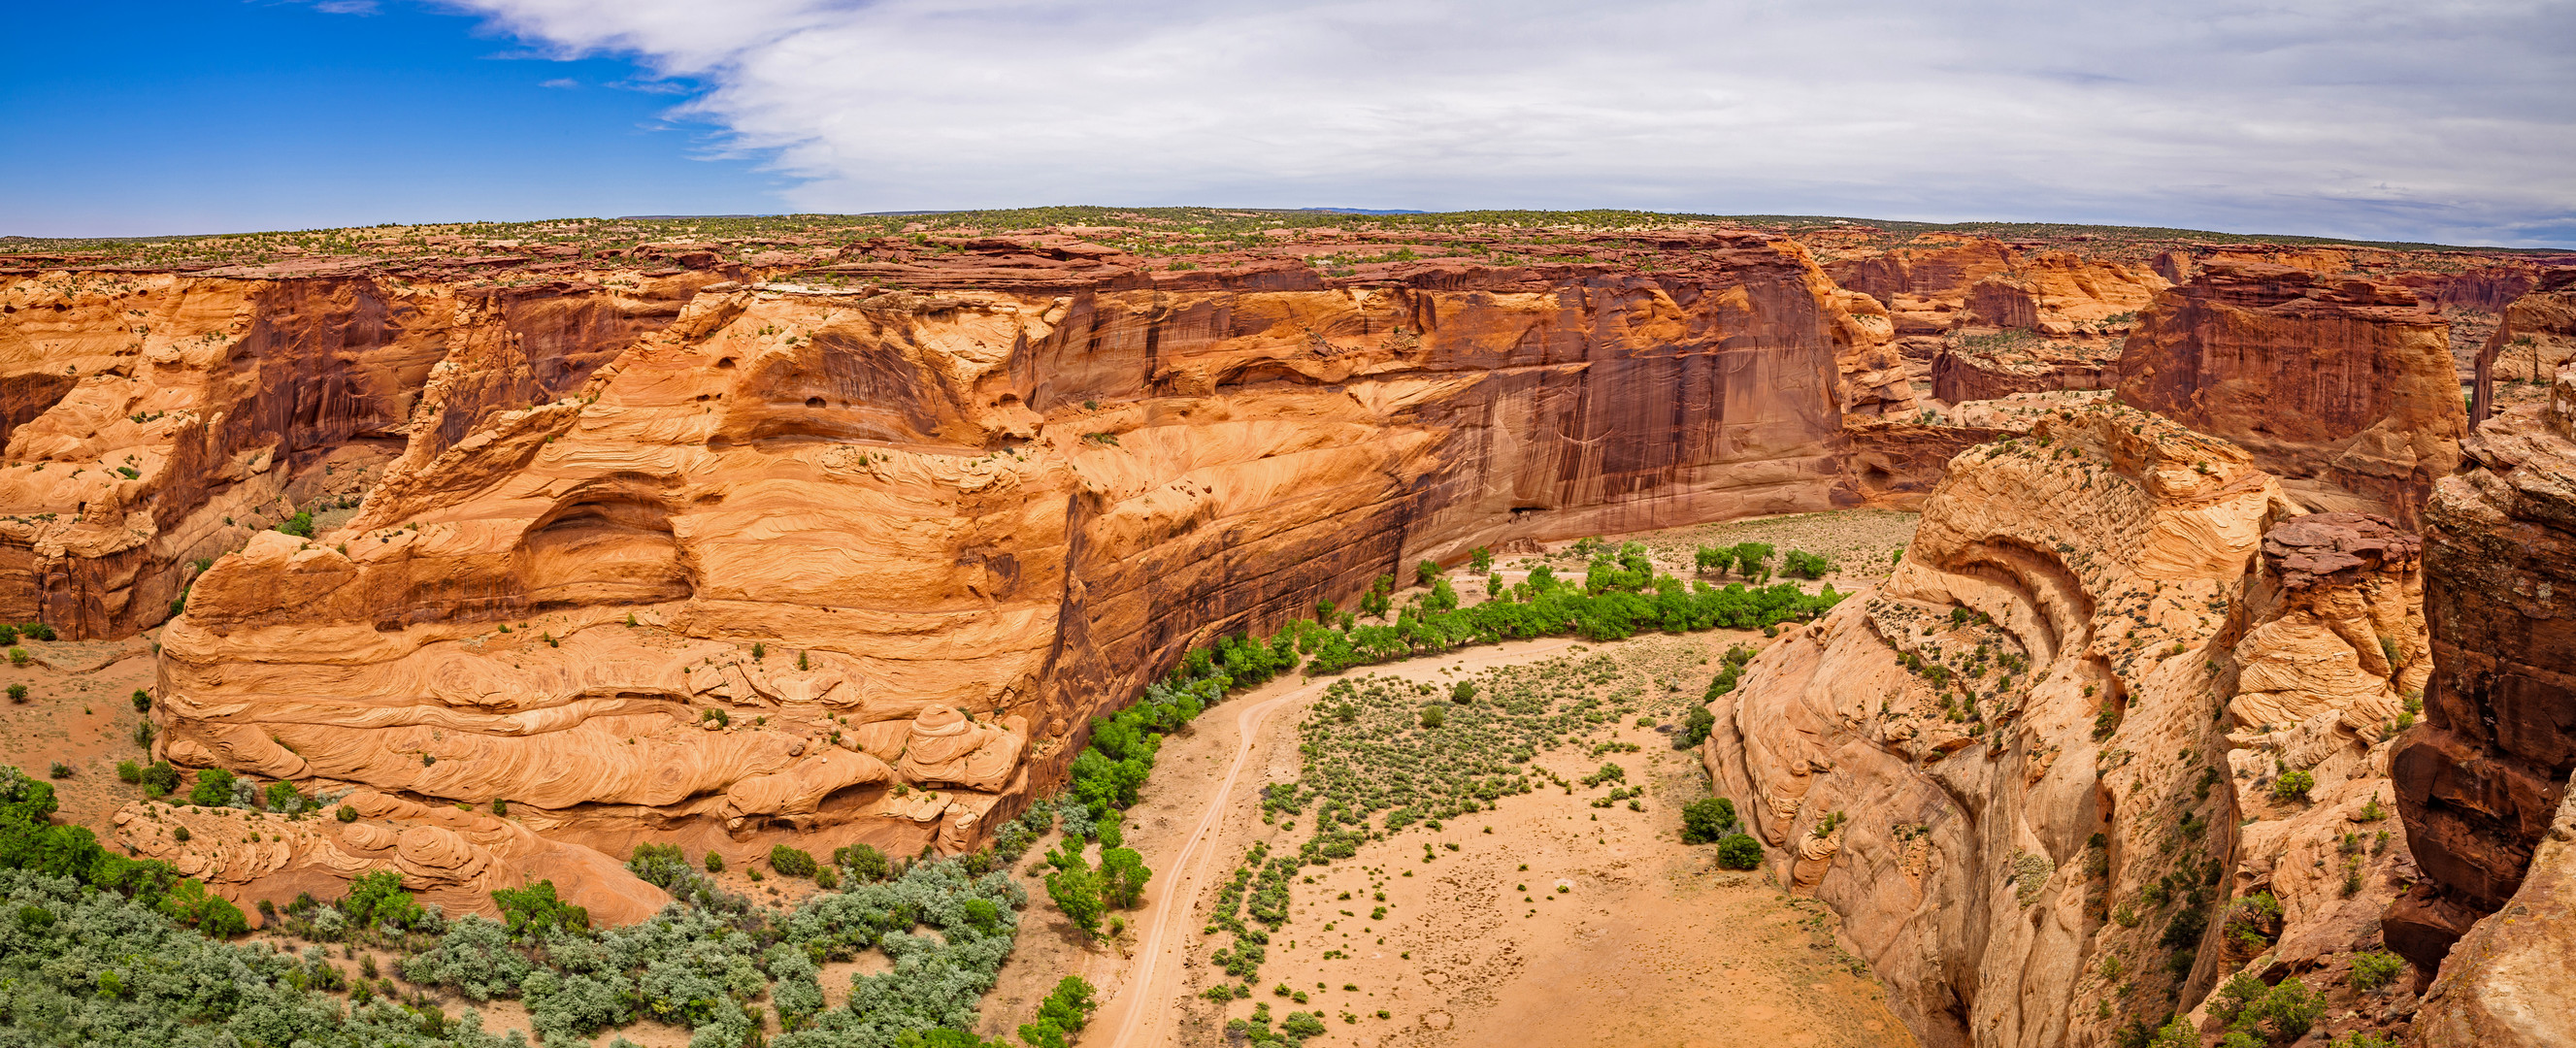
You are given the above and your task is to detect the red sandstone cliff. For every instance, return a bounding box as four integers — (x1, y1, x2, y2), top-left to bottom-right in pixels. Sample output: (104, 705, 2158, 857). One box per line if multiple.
(2116, 262, 2465, 527)
(125, 234, 1961, 867)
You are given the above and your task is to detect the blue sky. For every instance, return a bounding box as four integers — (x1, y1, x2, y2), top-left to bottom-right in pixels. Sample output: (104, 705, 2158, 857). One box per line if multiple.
(7, 0, 2573, 246)
(2, 1, 782, 237)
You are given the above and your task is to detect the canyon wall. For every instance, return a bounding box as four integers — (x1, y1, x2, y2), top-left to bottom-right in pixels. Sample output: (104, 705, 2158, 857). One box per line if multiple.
(1702, 404, 2427, 1048)
(0, 270, 721, 638)
(142, 238, 1946, 863)
(2386, 352, 2576, 1025)
(1823, 238, 2168, 337)
(2469, 267, 2576, 426)
(2117, 262, 2464, 527)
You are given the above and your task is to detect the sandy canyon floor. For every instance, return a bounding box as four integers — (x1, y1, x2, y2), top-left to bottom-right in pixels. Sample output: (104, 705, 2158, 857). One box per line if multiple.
(982, 511, 1923, 1048)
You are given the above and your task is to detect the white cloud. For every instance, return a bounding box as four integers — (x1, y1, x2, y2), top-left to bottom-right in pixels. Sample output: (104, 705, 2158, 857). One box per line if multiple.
(314, 0, 380, 14)
(539, 77, 580, 88)
(447, 0, 2576, 246)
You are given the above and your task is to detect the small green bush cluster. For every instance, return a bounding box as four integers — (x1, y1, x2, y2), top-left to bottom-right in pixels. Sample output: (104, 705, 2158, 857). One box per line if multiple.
(1016, 975, 1098, 1048)
(2208, 973, 2327, 1045)
(1680, 798, 1740, 844)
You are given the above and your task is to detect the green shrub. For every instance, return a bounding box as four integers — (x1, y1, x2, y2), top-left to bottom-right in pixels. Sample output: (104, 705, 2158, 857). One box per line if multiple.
(490, 880, 588, 937)
(263, 780, 304, 812)
(834, 841, 891, 882)
(769, 845, 818, 878)
(1715, 835, 1763, 869)
(704, 850, 725, 873)
(1469, 547, 1493, 573)
(275, 511, 314, 539)
(6, 684, 24, 704)
(1782, 550, 1832, 578)
(116, 760, 142, 783)
(2270, 770, 2316, 802)
(1018, 975, 1099, 1048)
(336, 804, 359, 823)
(138, 760, 178, 798)
(1674, 704, 1717, 749)
(187, 768, 237, 806)
(1419, 704, 1446, 729)
(2349, 949, 2403, 991)
(1046, 862, 1105, 937)
(1681, 798, 1741, 844)
(1100, 846, 1151, 908)
(1451, 680, 1477, 703)
(131, 689, 150, 712)
(2243, 977, 2325, 1043)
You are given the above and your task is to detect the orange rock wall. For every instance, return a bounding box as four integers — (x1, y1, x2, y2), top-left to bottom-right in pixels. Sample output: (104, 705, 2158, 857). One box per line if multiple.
(2117, 262, 2465, 527)
(0, 271, 715, 638)
(152, 243, 1932, 858)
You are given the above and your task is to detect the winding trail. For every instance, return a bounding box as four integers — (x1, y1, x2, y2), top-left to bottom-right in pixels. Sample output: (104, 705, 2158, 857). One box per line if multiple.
(1093, 638, 1582, 1047)
(1095, 679, 1302, 1048)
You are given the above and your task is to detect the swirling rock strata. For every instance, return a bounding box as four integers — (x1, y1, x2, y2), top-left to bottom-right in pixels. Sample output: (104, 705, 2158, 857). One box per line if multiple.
(1703, 405, 2427, 1048)
(111, 788, 668, 928)
(156, 239, 1938, 857)
(0, 271, 719, 637)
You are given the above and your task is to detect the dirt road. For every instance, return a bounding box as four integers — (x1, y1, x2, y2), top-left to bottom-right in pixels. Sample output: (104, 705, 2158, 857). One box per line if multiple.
(1090, 638, 1586, 1048)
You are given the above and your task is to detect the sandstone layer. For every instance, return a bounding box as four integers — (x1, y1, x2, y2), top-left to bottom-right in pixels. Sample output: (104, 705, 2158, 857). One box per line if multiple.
(2388, 356, 2576, 976)
(110, 788, 668, 929)
(2407, 772, 2576, 1048)
(142, 235, 1958, 863)
(1823, 237, 2169, 337)
(2117, 262, 2465, 527)
(0, 270, 727, 638)
(2470, 267, 2576, 425)
(1702, 405, 2427, 1048)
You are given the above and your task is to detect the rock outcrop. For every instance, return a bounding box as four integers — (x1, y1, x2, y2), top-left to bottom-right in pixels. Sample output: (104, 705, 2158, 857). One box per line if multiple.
(0, 271, 722, 638)
(2388, 355, 2576, 981)
(1824, 237, 2167, 337)
(2470, 267, 2576, 426)
(1931, 341, 2122, 404)
(111, 788, 668, 928)
(2408, 775, 2576, 1048)
(146, 237, 1949, 858)
(2117, 262, 2465, 527)
(1702, 404, 2428, 1048)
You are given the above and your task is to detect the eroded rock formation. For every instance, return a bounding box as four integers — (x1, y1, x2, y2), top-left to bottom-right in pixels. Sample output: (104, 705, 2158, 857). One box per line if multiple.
(2117, 262, 2465, 526)
(2387, 356, 2576, 988)
(147, 237, 1955, 861)
(2470, 267, 2576, 426)
(1702, 405, 2427, 1048)
(111, 788, 667, 928)
(0, 271, 721, 638)
(1823, 237, 2168, 337)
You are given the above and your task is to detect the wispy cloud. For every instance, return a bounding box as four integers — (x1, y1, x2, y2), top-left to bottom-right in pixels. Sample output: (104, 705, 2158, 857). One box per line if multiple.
(538, 77, 579, 88)
(314, 0, 380, 15)
(445, 0, 2576, 245)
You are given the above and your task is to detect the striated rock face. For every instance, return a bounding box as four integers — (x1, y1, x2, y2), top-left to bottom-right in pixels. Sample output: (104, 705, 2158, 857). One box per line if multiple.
(154, 239, 1939, 858)
(2117, 262, 2465, 527)
(111, 788, 668, 927)
(1825, 237, 2168, 337)
(2388, 356, 2576, 975)
(0, 271, 718, 638)
(1702, 404, 2299, 1047)
(2470, 267, 2576, 426)
(1931, 343, 2122, 404)
(1702, 404, 2429, 1048)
